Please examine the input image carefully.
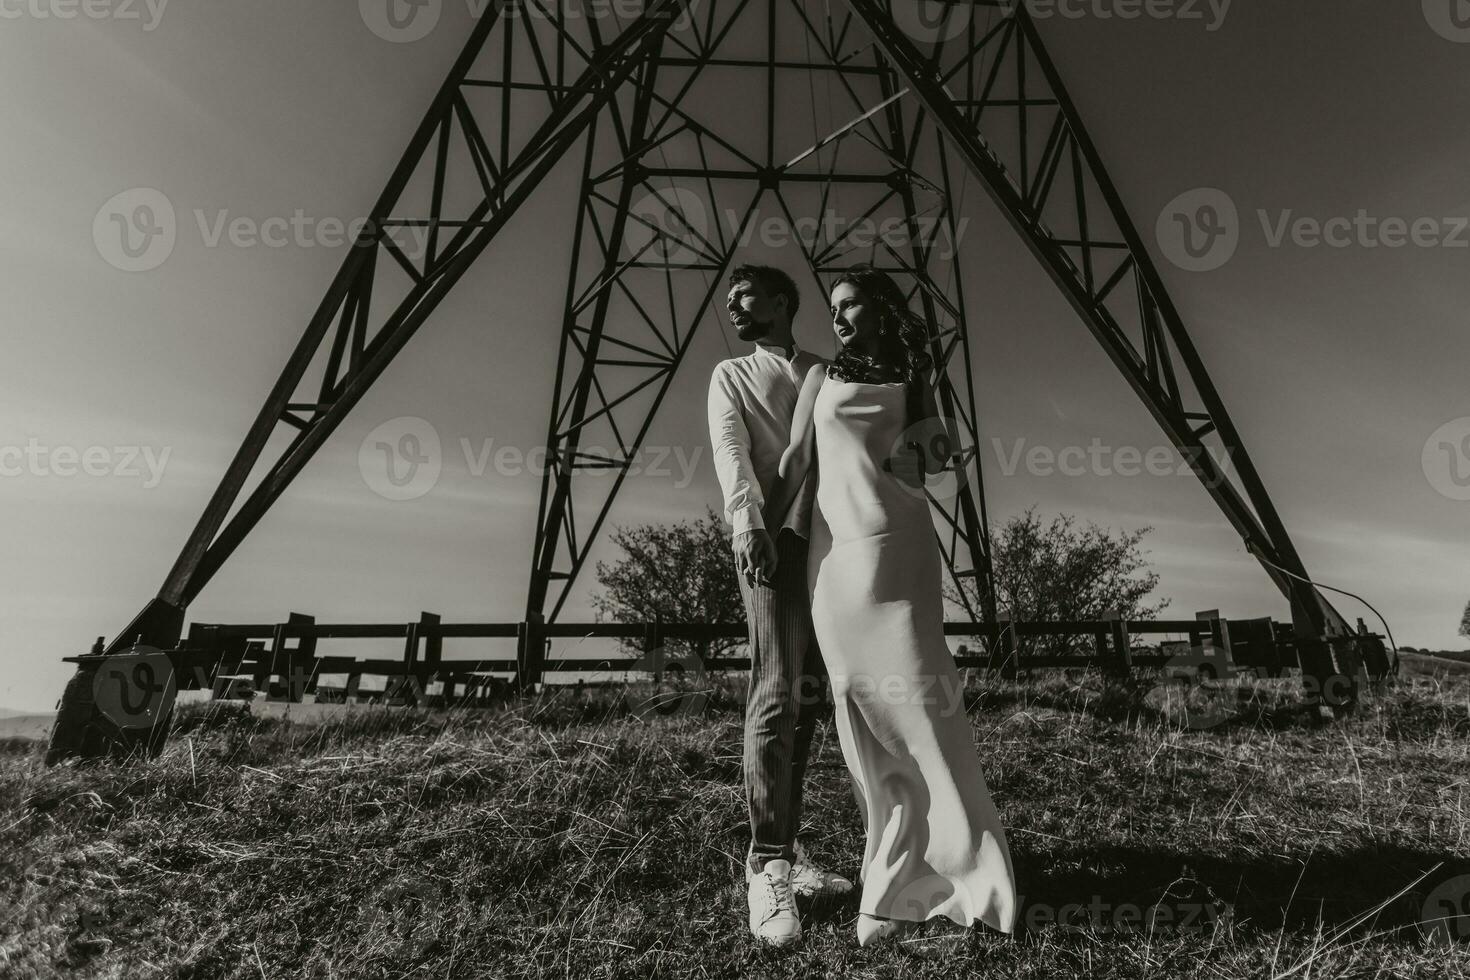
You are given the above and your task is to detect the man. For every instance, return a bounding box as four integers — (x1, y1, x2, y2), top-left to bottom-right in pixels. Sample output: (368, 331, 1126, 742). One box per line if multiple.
(707, 264, 853, 947)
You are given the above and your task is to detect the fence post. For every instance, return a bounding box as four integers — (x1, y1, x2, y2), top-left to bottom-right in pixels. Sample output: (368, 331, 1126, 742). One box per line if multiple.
(516, 612, 546, 693)
(246, 640, 270, 696)
(268, 613, 317, 702)
(645, 616, 664, 683)
(1195, 609, 1234, 679)
(417, 612, 441, 705)
(290, 613, 319, 701)
(185, 623, 222, 696)
(1355, 617, 1391, 681)
(395, 616, 420, 706)
(1104, 609, 1131, 677)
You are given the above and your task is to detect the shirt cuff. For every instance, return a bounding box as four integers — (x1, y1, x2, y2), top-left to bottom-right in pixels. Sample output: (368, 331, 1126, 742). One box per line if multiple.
(730, 503, 766, 540)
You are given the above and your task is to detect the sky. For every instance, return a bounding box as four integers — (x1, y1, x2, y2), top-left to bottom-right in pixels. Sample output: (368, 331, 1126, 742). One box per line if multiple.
(3, 0, 1468, 714)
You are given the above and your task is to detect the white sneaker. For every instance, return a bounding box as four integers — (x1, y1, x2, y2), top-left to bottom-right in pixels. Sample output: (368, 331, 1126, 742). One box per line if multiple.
(747, 859, 802, 945)
(790, 839, 854, 898)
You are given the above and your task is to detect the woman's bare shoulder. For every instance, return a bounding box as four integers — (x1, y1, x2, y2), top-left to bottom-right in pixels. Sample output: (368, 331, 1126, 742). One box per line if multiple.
(800, 360, 829, 388)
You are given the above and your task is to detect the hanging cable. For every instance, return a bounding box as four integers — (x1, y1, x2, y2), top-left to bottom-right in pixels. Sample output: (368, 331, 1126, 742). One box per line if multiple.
(1245, 542, 1400, 676)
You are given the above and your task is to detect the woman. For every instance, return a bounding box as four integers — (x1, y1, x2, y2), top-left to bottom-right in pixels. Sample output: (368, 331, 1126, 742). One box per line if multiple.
(760, 266, 1017, 946)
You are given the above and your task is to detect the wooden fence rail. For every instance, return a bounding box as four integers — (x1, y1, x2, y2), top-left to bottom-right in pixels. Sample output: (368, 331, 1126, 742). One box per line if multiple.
(60, 608, 1389, 710)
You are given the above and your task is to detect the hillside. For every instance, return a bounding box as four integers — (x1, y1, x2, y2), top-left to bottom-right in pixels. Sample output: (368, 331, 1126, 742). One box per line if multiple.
(0, 715, 56, 742)
(1399, 651, 1470, 681)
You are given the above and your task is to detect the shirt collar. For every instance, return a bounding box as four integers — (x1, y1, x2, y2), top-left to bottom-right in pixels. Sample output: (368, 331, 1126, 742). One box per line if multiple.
(754, 339, 800, 363)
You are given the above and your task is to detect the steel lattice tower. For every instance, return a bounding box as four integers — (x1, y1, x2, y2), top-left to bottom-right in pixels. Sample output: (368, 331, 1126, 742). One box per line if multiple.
(98, 0, 1358, 707)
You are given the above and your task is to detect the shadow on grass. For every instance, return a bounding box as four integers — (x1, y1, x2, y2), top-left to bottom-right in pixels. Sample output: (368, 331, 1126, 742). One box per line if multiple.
(1011, 842, 1470, 941)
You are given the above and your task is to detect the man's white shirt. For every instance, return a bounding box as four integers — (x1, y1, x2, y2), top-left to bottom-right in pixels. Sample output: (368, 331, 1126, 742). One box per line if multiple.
(707, 341, 818, 543)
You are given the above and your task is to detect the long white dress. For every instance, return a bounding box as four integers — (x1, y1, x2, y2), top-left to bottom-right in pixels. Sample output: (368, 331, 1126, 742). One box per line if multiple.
(806, 375, 1017, 932)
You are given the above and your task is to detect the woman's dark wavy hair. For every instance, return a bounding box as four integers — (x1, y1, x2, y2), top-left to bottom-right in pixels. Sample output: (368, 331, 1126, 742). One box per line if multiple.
(826, 266, 933, 387)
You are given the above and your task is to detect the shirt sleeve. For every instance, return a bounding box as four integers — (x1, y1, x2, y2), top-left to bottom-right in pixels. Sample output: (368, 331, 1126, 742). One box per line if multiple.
(707, 364, 766, 539)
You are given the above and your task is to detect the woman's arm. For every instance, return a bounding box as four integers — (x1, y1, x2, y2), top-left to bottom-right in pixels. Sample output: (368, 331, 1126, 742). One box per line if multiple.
(888, 370, 952, 485)
(762, 361, 827, 530)
(913, 370, 948, 476)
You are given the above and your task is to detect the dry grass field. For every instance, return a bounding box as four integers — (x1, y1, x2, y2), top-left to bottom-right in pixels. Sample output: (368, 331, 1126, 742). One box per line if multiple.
(3, 664, 1469, 979)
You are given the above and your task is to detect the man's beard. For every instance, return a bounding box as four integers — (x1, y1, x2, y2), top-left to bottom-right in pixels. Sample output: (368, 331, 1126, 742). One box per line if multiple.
(735, 315, 772, 342)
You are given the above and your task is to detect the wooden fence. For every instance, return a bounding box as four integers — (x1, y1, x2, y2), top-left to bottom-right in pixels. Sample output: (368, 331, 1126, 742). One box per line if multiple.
(58, 609, 1377, 708)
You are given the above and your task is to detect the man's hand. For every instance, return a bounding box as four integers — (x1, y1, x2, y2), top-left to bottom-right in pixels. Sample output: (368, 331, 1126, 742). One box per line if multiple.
(734, 529, 778, 588)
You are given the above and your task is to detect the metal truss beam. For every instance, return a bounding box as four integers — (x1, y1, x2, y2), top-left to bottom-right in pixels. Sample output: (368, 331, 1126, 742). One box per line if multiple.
(108, 0, 691, 652)
(844, 0, 1354, 705)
